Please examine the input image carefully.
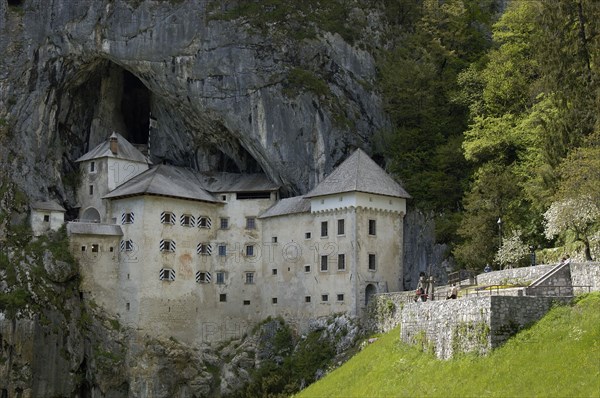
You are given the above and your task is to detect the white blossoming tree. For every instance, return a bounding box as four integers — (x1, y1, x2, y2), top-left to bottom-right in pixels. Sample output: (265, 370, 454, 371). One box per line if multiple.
(544, 197, 600, 261)
(495, 230, 529, 269)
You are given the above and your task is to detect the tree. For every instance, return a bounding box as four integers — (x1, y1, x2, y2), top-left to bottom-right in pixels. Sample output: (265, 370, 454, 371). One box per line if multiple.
(544, 197, 599, 261)
(494, 230, 529, 269)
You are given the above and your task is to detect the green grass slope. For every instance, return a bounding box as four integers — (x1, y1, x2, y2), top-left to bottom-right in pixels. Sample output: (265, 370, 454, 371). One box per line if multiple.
(297, 293, 600, 398)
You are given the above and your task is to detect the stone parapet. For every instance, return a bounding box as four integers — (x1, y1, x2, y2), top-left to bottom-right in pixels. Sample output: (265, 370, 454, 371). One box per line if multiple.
(476, 265, 555, 287)
(570, 262, 600, 294)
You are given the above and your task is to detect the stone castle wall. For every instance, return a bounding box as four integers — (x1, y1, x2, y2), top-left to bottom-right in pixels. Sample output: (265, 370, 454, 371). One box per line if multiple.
(570, 262, 600, 294)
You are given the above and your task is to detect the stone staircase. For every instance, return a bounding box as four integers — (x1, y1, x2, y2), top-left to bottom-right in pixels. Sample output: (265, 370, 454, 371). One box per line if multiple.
(526, 262, 573, 297)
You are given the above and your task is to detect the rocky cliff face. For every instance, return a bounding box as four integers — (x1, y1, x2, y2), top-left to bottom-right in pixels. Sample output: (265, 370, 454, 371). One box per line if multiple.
(0, 0, 388, 202)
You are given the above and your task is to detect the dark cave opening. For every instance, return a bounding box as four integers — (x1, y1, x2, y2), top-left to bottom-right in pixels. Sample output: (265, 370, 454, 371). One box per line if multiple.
(121, 70, 150, 145)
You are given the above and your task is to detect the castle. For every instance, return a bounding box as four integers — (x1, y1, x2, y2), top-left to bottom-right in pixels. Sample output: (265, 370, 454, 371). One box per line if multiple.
(66, 133, 410, 344)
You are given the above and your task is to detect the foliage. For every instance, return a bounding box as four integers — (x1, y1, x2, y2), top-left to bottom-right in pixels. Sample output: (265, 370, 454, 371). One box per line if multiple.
(494, 230, 530, 269)
(544, 197, 599, 261)
(298, 293, 600, 398)
(284, 68, 330, 98)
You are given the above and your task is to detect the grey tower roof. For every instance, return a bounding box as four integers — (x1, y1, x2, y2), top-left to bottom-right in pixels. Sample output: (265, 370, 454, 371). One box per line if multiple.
(76, 132, 149, 164)
(259, 196, 311, 219)
(103, 165, 220, 203)
(31, 200, 66, 212)
(304, 149, 411, 199)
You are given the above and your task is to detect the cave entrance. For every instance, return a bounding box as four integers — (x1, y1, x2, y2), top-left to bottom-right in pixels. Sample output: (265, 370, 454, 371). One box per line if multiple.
(121, 70, 150, 145)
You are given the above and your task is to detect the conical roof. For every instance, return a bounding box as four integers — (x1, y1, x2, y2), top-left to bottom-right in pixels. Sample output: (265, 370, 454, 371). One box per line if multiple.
(304, 149, 410, 199)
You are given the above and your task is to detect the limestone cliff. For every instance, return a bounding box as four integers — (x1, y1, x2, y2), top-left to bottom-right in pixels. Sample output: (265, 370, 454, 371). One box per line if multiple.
(0, 0, 388, 203)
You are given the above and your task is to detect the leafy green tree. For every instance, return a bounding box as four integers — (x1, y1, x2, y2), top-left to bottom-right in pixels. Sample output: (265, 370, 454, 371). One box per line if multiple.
(495, 230, 530, 269)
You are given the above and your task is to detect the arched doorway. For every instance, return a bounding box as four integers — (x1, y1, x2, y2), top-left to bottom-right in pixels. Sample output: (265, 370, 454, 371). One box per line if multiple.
(365, 283, 377, 306)
(81, 207, 101, 223)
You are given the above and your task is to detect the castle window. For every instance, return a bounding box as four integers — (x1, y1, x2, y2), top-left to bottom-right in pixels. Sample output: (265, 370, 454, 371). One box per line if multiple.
(197, 216, 212, 228)
(305, 232, 311, 239)
(91, 244, 99, 253)
(216, 271, 226, 284)
(321, 221, 328, 237)
(272, 268, 278, 275)
(126, 302, 130, 311)
(337, 219, 345, 235)
(321, 294, 329, 302)
(320, 255, 328, 271)
(305, 296, 311, 303)
(43, 215, 50, 222)
(220, 218, 229, 229)
(109, 247, 114, 252)
(219, 294, 227, 302)
(246, 217, 256, 230)
(245, 272, 254, 284)
(89, 185, 94, 195)
(272, 236, 278, 243)
(120, 239, 134, 252)
(159, 268, 175, 281)
(159, 239, 176, 252)
(122, 212, 134, 224)
(218, 244, 227, 256)
(338, 254, 345, 271)
(180, 214, 195, 227)
(245, 245, 255, 257)
(195, 271, 211, 283)
(368, 219, 377, 236)
(272, 297, 278, 304)
(368, 253, 377, 270)
(161, 211, 175, 225)
(304, 265, 311, 273)
(196, 243, 212, 256)
(337, 294, 344, 302)
(81, 246, 86, 252)
(89, 161, 96, 173)
(221, 194, 227, 201)
(243, 300, 251, 305)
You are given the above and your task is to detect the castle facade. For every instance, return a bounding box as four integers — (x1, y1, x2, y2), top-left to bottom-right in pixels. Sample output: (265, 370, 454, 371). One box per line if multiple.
(67, 133, 409, 344)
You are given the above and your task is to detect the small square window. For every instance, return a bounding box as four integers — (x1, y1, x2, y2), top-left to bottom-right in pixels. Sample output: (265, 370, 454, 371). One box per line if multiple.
(321, 221, 328, 237)
(91, 244, 99, 253)
(246, 217, 256, 230)
(369, 219, 377, 236)
(272, 297, 278, 304)
(245, 272, 254, 284)
(181, 214, 194, 227)
(321, 294, 329, 302)
(337, 219, 345, 235)
(272, 269, 278, 275)
(305, 296, 311, 303)
(161, 211, 175, 224)
(43, 214, 50, 222)
(218, 244, 227, 256)
(243, 300, 251, 305)
(220, 218, 229, 229)
(368, 253, 377, 270)
(216, 271, 226, 284)
(338, 254, 345, 271)
(304, 265, 311, 273)
(246, 245, 255, 257)
(305, 232, 311, 239)
(219, 294, 227, 302)
(109, 247, 114, 252)
(272, 236, 278, 243)
(320, 255, 328, 271)
(81, 246, 86, 252)
(197, 216, 211, 228)
(221, 194, 227, 201)
(337, 294, 344, 301)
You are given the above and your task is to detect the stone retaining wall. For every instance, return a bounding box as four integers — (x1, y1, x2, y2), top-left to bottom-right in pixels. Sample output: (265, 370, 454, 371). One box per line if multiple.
(570, 262, 600, 294)
(476, 265, 555, 286)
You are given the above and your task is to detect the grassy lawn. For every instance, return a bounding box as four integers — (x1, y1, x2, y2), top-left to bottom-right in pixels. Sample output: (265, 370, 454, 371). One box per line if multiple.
(297, 293, 600, 398)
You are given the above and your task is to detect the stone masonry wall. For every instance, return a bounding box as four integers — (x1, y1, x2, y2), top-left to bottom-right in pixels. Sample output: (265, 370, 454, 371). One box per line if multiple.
(476, 265, 554, 286)
(570, 262, 600, 294)
(526, 263, 573, 297)
(367, 294, 571, 359)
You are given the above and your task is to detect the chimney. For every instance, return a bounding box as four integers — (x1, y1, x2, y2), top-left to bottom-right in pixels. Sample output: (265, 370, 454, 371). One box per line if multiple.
(109, 132, 118, 155)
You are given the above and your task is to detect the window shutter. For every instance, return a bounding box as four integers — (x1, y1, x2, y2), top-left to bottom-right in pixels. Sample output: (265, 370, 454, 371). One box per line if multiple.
(160, 239, 176, 252)
(195, 271, 212, 283)
(196, 243, 212, 255)
(120, 240, 125, 252)
(159, 268, 176, 281)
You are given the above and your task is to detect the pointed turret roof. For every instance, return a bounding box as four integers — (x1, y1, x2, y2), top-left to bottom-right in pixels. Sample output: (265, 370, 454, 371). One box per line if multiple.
(304, 149, 411, 199)
(76, 132, 149, 164)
